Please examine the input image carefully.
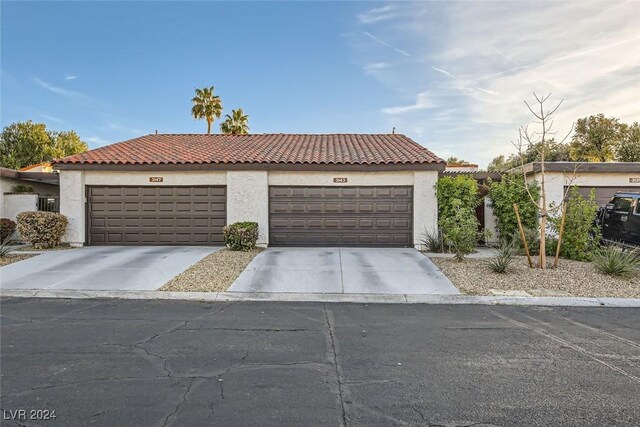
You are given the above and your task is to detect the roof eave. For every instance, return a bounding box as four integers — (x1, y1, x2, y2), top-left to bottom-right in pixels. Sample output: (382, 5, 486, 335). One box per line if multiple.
(53, 162, 445, 172)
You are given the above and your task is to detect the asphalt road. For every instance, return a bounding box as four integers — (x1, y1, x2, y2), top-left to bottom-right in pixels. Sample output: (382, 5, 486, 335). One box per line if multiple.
(1, 298, 639, 427)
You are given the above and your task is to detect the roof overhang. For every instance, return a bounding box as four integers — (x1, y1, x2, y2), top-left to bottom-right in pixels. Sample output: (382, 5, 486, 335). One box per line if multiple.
(0, 167, 59, 185)
(53, 162, 446, 172)
(508, 162, 640, 175)
(441, 171, 501, 180)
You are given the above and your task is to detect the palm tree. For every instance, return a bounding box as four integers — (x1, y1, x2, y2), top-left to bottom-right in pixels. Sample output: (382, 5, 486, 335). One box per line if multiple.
(220, 108, 250, 135)
(191, 86, 223, 134)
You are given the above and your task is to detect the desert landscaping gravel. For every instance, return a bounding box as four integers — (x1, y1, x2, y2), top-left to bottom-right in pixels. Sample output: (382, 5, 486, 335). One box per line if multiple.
(431, 256, 639, 298)
(160, 248, 263, 292)
(0, 254, 37, 267)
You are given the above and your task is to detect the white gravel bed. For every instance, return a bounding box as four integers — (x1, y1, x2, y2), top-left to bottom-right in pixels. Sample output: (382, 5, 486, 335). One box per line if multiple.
(160, 248, 263, 292)
(431, 256, 639, 298)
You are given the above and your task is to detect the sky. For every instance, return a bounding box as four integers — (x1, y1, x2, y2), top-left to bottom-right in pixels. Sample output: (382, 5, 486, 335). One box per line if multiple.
(2, 1, 639, 167)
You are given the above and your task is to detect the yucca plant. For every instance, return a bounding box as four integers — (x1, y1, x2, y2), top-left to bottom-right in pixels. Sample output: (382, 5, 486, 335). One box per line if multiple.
(486, 240, 514, 273)
(592, 246, 640, 277)
(421, 228, 444, 253)
(0, 236, 15, 258)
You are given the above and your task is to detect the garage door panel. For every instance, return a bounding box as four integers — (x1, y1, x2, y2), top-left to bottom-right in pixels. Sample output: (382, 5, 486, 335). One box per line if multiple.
(88, 186, 226, 246)
(269, 186, 413, 247)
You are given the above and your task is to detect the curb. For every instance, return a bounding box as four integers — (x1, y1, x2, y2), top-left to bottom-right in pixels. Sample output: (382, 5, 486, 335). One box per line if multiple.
(1, 289, 639, 307)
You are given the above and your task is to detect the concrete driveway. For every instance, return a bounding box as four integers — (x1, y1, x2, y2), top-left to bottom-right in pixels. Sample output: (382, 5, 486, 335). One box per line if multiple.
(0, 246, 220, 291)
(229, 247, 459, 294)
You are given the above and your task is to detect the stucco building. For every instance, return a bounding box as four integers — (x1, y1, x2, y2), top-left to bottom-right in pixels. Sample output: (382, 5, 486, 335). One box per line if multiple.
(53, 134, 445, 247)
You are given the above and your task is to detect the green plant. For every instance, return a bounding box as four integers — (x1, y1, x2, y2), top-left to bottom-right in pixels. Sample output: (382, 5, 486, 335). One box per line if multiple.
(0, 218, 17, 242)
(436, 175, 480, 220)
(191, 86, 223, 134)
(439, 199, 478, 261)
(220, 108, 250, 135)
(11, 184, 34, 193)
(223, 221, 258, 251)
(488, 174, 540, 241)
(16, 211, 68, 249)
(550, 187, 601, 261)
(486, 240, 514, 273)
(592, 246, 640, 277)
(0, 236, 15, 257)
(420, 228, 444, 252)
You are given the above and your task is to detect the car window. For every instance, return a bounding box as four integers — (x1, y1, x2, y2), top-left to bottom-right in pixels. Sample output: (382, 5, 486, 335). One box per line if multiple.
(611, 197, 633, 213)
(635, 199, 640, 215)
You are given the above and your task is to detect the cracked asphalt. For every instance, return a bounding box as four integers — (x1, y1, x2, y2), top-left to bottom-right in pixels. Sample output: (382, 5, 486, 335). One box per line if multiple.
(1, 298, 639, 426)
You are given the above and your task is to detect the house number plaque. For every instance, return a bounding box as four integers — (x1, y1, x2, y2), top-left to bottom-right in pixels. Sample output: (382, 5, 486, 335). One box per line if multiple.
(333, 177, 348, 183)
(149, 177, 164, 183)
(630, 177, 640, 183)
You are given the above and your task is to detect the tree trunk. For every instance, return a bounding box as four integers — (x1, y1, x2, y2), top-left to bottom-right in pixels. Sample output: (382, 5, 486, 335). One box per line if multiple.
(206, 119, 212, 135)
(539, 135, 547, 270)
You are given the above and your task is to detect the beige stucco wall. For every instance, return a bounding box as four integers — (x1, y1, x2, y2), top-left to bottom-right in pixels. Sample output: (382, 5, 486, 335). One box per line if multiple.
(530, 171, 640, 210)
(413, 171, 439, 248)
(484, 198, 499, 243)
(58, 169, 439, 247)
(268, 171, 415, 186)
(227, 171, 269, 246)
(60, 170, 85, 246)
(0, 193, 38, 221)
(83, 171, 227, 186)
(0, 176, 59, 196)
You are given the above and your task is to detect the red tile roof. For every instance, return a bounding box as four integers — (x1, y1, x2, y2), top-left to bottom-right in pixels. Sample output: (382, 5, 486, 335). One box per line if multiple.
(54, 134, 443, 166)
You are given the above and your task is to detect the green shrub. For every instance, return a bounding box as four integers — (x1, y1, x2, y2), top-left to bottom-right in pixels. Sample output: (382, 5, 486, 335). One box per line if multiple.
(486, 240, 514, 273)
(0, 218, 17, 242)
(550, 187, 600, 261)
(435, 175, 480, 260)
(11, 184, 34, 193)
(223, 221, 258, 251)
(16, 211, 68, 249)
(592, 246, 640, 277)
(439, 199, 478, 261)
(488, 174, 540, 241)
(436, 175, 480, 220)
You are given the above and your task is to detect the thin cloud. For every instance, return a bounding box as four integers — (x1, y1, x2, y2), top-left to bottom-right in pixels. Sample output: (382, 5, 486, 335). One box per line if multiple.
(364, 62, 388, 73)
(352, 1, 640, 166)
(382, 91, 432, 115)
(363, 31, 410, 57)
(41, 114, 63, 124)
(65, 74, 77, 80)
(34, 77, 107, 107)
(431, 66, 453, 77)
(86, 136, 109, 146)
(358, 5, 397, 24)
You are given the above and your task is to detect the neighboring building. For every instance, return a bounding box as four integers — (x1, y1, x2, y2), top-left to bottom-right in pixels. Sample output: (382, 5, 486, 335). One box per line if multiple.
(444, 163, 479, 173)
(19, 162, 54, 173)
(0, 166, 60, 221)
(517, 162, 640, 208)
(53, 134, 445, 247)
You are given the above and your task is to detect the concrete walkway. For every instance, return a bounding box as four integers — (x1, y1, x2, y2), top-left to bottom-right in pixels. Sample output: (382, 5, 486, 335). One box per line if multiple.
(0, 246, 220, 291)
(228, 247, 459, 294)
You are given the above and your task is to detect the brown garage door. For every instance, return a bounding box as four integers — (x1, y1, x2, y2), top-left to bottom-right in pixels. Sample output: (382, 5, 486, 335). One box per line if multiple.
(87, 186, 226, 245)
(269, 186, 413, 247)
(568, 186, 640, 207)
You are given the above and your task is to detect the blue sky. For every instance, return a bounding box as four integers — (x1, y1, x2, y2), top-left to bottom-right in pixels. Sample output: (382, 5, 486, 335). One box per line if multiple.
(2, 1, 639, 166)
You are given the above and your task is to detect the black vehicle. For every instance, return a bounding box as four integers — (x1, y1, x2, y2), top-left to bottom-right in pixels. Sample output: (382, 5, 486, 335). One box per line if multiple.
(597, 192, 640, 246)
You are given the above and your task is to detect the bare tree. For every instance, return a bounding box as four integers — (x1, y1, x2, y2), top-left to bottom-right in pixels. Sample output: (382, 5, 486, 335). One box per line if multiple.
(512, 93, 578, 269)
